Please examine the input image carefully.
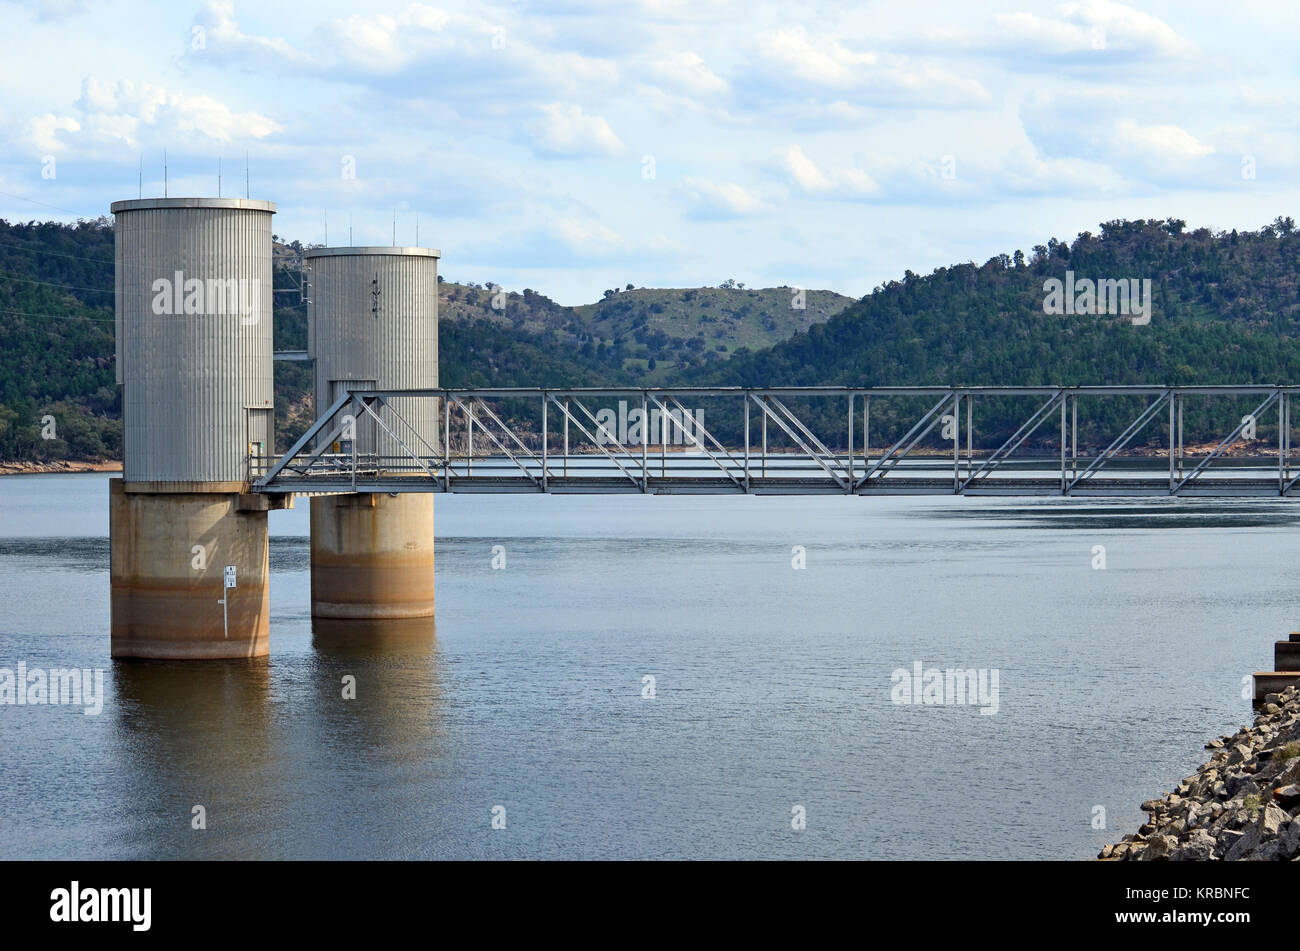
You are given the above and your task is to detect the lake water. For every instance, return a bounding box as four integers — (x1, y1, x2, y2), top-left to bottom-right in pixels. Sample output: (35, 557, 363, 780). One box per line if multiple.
(0, 472, 1293, 859)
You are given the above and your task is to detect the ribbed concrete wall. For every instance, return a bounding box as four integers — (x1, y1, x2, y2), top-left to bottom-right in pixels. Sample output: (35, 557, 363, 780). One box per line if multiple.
(305, 247, 439, 463)
(113, 198, 275, 485)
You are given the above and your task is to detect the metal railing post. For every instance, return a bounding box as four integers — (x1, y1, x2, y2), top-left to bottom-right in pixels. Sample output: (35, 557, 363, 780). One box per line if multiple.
(967, 393, 974, 481)
(847, 393, 855, 488)
(1169, 392, 1176, 493)
(1060, 389, 1067, 495)
(864, 396, 870, 472)
(1279, 388, 1285, 494)
(1074, 394, 1080, 480)
(953, 390, 961, 493)
(744, 393, 751, 492)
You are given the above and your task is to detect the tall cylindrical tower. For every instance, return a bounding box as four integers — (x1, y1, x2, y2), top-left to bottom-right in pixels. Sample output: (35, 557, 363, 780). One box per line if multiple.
(305, 246, 439, 622)
(109, 198, 278, 659)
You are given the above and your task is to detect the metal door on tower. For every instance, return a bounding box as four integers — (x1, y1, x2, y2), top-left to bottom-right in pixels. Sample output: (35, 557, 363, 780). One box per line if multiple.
(330, 380, 377, 457)
(246, 406, 272, 478)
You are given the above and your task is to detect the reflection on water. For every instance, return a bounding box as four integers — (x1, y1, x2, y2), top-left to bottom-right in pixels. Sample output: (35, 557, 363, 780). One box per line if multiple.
(312, 616, 437, 648)
(97, 630, 444, 859)
(936, 499, 1300, 531)
(307, 618, 442, 767)
(112, 660, 273, 855)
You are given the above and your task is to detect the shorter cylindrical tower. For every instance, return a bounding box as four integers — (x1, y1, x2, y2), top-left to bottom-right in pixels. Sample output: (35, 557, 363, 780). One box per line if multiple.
(305, 246, 439, 623)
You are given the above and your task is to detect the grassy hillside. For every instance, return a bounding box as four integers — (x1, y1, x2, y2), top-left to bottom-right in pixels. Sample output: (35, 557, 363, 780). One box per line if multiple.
(394, 276, 851, 380)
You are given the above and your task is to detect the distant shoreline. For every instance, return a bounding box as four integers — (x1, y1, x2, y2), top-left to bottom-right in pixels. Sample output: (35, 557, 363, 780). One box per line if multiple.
(0, 461, 122, 476)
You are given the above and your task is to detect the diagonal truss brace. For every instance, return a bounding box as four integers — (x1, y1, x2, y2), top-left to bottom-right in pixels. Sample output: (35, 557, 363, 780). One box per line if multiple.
(353, 395, 438, 481)
(1172, 391, 1278, 493)
(647, 394, 745, 489)
(546, 394, 644, 488)
(451, 395, 545, 488)
(1066, 390, 1170, 492)
(750, 394, 851, 490)
(857, 394, 951, 488)
(959, 392, 1063, 491)
(255, 391, 355, 485)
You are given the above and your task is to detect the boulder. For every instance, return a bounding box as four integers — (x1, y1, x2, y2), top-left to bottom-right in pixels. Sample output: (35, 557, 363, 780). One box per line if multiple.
(1273, 784, 1300, 808)
(1137, 835, 1178, 861)
(1170, 829, 1217, 862)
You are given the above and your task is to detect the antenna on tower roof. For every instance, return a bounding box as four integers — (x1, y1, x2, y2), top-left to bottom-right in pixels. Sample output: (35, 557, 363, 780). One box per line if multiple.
(163, 150, 168, 197)
(138, 154, 142, 199)
(245, 151, 249, 199)
(218, 157, 222, 198)
(324, 210, 328, 245)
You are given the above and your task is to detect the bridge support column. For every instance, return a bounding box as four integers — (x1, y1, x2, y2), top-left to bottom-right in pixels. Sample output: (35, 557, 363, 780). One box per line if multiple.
(310, 493, 436, 621)
(110, 479, 271, 659)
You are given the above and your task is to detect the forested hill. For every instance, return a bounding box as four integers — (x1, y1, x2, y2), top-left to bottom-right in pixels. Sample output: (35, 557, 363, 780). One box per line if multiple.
(704, 217, 1300, 389)
(7, 214, 1300, 462)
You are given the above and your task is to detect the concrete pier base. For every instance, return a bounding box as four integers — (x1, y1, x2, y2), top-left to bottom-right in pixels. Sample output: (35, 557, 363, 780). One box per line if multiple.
(310, 493, 435, 620)
(1275, 640, 1300, 670)
(1253, 671, 1300, 703)
(110, 479, 270, 659)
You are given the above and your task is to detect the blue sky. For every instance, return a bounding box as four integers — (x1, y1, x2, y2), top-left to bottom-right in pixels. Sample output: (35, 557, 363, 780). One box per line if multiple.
(2, 0, 1298, 304)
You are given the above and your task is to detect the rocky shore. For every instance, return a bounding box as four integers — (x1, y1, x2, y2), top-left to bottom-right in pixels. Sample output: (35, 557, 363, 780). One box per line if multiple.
(0, 460, 121, 475)
(1100, 684, 1300, 860)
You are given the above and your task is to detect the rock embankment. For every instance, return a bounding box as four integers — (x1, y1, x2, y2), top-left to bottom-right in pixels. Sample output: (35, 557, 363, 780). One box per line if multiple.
(0, 460, 121, 475)
(1100, 684, 1300, 861)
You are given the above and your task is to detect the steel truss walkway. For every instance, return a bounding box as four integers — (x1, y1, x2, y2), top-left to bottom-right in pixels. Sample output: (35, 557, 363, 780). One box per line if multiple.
(251, 385, 1300, 497)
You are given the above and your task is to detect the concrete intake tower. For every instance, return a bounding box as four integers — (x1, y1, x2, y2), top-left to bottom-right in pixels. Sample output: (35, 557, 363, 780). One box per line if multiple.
(109, 197, 283, 659)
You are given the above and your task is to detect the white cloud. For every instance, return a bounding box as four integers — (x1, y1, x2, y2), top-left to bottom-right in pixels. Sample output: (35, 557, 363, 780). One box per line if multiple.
(327, 4, 460, 73)
(991, 0, 1193, 59)
(550, 217, 628, 256)
(195, 0, 311, 65)
(759, 27, 877, 88)
(24, 114, 81, 153)
(528, 103, 625, 157)
(1114, 118, 1213, 160)
(782, 145, 832, 191)
(648, 50, 727, 96)
(778, 145, 879, 197)
(22, 78, 282, 154)
(678, 177, 766, 218)
(319, 3, 618, 98)
(749, 26, 990, 108)
(634, 83, 741, 124)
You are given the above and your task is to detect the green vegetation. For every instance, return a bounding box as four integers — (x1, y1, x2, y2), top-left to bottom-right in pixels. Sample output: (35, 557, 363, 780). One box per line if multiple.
(698, 217, 1300, 448)
(0, 218, 118, 461)
(10, 214, 1300, 461)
